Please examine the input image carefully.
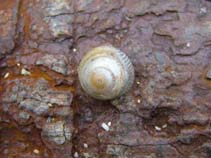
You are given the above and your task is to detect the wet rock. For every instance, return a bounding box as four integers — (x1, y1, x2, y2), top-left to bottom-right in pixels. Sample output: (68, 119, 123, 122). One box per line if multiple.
(15, 111, 31, 125)
(105, 144, 180, 158)
(125, 0, 186, 16)
(182, 110, 209, 125)
(202, 143, 211, 157)
(0, 126, 51, 158)
(0, 0, 19, 59)
(82, 107, 94, 123)
(18, 111, 30, 120)
(75, 0, 123, 13)
(177, 135, 195, 144)
(45, 15, 73, 38)
(1, 0, 211, 157)
(106, 145, 128, 158)
(42, 0, 74, 16)
(74, 0, 124, 38)
(54, 107, 72, 116)
(42, 0, 74, 39)
(125, 0, 151, 16)
(82, 152, 99, 158)
(154, 13, 211, 57)
(206, 68, 211, 79)
(98, 113, 150, 146)
(36, 54, 69, 75)
(42, 120, 72, 145)
(27, 0, 74, 41)
(20, 99, 49, 115)
(2, 78, 73, 119)
(42, 91, 72, 106)
(111, 95, 140, 115)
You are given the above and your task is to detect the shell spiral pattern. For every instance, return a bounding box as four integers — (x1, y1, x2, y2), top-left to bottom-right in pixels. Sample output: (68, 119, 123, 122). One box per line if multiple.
(78, 45, 134, 100)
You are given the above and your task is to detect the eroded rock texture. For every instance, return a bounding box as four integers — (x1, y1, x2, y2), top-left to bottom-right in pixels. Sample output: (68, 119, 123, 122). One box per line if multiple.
(1, 0, 211, 158)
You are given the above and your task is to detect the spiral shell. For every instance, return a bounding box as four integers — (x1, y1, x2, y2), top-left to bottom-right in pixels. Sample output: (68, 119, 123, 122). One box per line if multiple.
(78, 45, 134, 100)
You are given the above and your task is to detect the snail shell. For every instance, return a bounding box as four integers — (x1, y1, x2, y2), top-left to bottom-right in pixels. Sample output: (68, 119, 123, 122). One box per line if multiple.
(78, 45, 134, 100)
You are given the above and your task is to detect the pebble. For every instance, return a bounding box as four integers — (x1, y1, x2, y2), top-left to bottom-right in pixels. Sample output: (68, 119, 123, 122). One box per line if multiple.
(83, 143, 88, 148)
(48, 103, 53, 107)
(73, 48, 77, 52)
(33, 149, 40, 154)
(74, 152, 79, 158)
(155, 126, 161, 131)
(186, 42, 190, 48)
(137, 99, 141, 104)
(101, 122, 110, 131)
(4, 72, 10, 78)
(21, 68, 31, 76)
(108, 122, 111, 126)
(162, 124, 167, 129)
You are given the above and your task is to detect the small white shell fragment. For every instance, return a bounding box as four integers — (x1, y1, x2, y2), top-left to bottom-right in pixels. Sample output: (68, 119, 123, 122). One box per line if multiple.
(155, 126, 161, 131)
(74, 152, 79, 158)
(48, 103, 53, 107)
(108, 122, 111, 126)
(162, 124, 167, 129)
(186, 42, 190, 48)
(21, 68, 31, 76)
(17, 63, 21, 67)
(101, 122, 110, 131)
(73, 48, 77, 52)
(83, 143, 88, 148)
(4, 72, 10, 79)
(33, 149, 40, 154)
(137, 99, 141, 104)
(136, 81, 140, 85)
(125, 15, 132, 21)
(200, 7, 207, 13)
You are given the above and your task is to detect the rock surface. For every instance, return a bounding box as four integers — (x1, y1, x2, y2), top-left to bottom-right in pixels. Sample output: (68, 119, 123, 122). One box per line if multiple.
(0, 0, 19, 59)
(1, 0, 211, 158)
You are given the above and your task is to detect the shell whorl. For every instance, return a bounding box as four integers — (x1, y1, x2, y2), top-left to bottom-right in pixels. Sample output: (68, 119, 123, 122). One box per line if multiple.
(78, 45, 134, 100)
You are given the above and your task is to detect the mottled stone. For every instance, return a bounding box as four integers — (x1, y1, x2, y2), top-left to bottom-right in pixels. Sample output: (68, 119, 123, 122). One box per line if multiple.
(2, 78, 73, 119)
(75, 0, 122, 13)
(125, 0, 151, 16)
(106, 145, 127, 158)
(36, 54, 69, 75)
(105, 144, 180, 158)
(182, 110, 209, 125)
(82, 152, 99, 158)
(43, 92, 72, 106)
(45, 15, 73, 38)
(0, 0, 19, 59)
(1, 0, 211, 157)
(20, 99, 48, 115)
(42, 0, 73, 16)
(18, 111, 30, 120)
(42, 120, 72, 144)
(43, 0, 74, 38)
(27, 0, 74, 41)
(54, 107, 72, 116)
(125, 0, 186, 16)
(206, 68, 211, 79)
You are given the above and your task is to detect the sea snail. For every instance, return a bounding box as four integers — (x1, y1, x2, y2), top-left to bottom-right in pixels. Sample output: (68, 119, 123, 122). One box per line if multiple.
(78, 45, 134, 100)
